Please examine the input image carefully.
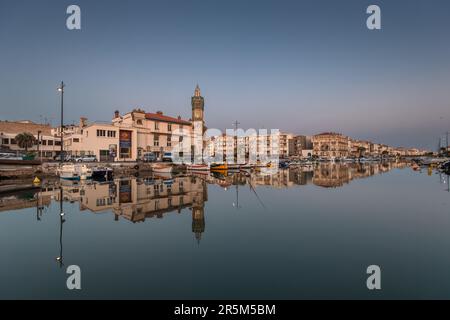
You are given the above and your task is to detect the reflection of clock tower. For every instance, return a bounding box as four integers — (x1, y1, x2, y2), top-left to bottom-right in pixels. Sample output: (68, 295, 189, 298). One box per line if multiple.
(191, 85, 205, 163)
(192, 179, 207, 243)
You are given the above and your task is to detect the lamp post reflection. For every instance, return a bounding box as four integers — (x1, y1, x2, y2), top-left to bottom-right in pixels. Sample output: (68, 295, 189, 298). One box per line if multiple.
(56, 186, 65, 268)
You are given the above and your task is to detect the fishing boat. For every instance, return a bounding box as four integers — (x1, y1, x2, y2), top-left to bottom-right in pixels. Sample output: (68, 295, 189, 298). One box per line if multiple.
(187, 164, 210, 171)
(152, 164, 173, 173)
(58, 164, 92, 180)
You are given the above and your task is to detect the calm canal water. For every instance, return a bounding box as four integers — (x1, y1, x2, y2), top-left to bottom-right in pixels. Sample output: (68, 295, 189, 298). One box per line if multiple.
(1, 162, 450, 299)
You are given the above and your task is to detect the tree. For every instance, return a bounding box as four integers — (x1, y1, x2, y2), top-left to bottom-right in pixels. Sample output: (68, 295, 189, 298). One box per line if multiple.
(15, 132, 36, 152)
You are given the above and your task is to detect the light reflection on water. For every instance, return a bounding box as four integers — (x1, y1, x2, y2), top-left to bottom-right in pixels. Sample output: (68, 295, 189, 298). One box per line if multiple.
(0, 162, 449, 299)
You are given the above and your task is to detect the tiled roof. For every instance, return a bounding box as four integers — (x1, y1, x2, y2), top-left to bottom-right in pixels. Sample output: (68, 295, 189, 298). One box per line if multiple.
(314, 132, 344, 137)
(145, 113, 191, 125)
(0, 121, 54, 136)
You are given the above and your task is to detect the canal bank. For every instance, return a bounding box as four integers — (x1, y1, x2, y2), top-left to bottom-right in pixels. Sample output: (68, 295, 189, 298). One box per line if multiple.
(0, 161, 186, 180)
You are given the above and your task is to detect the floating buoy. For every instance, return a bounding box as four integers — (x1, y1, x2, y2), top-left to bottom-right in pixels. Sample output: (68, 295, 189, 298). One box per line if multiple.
(33, 177, 41, 184)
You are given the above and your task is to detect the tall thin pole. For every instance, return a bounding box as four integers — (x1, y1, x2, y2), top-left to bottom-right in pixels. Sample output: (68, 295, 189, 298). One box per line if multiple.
(233, 120, 240, 163)
(59, 81, 65, 164)
(37, 131, 41, 162)
(446, 131, 449, 154)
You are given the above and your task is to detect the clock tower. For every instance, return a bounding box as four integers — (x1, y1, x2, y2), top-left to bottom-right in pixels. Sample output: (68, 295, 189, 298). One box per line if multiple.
(191, 84, 204, 125)
(191, 85, 205, 163)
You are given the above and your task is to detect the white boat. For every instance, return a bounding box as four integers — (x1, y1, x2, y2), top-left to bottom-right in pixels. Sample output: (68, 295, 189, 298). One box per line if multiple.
(58, 164, 92, 180)
(152, 164, 173, 173)
(187, 164, 210, 171)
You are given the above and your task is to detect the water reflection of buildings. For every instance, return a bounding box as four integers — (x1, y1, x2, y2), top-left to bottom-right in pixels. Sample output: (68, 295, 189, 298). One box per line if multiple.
(1, 163, 410, 225)
(61, 176, 208, 240)
(213, 162, 408, 189)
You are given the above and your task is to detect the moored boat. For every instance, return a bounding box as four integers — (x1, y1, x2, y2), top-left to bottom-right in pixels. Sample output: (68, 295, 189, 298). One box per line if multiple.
(58, 164, 92, 180)
(92, 167, 113, 181)
(152, 164, 173, 173)
(187, 164, 210, 171)
(210, 163, 228, 171)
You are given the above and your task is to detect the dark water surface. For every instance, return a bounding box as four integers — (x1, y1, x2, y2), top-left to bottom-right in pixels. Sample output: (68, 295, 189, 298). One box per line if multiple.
(1, 162, 450, 299)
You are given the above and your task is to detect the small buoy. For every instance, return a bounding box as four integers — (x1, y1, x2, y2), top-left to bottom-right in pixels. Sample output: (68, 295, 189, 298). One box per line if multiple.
(60, 212, 65, 217)
(33, 177, 41, 184)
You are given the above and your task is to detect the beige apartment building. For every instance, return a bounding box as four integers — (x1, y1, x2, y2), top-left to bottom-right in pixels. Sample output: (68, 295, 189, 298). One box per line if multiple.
(63, 109, 193, 161)
(0, 120, 62, 159)
(63, 86, 202, 161)
(312, 132, 350, 159)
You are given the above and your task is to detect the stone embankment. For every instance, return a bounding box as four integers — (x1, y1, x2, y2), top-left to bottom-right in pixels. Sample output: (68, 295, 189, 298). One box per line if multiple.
(0, 161, 184, 180)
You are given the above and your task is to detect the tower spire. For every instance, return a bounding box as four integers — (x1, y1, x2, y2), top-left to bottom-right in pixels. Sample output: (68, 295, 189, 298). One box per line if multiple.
(194, 84, 201, 97)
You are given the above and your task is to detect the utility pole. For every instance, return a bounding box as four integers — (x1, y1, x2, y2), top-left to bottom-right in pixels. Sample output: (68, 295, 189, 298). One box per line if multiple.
(58, 82, 65, 163)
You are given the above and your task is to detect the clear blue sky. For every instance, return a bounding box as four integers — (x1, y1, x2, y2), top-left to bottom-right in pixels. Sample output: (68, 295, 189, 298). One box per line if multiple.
(1, 0, 449, 149)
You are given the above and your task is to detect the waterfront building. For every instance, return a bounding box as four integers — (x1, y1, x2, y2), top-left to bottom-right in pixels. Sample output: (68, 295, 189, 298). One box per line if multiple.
(288, 135, 313, 157)
(349, 140, 372, 158)
(63, 118, 120, 161)
(112, 109, 192, 160)
(0, 120, 61, 159)
(279, 132, 294, 158)
(63, 86, 199, 161)
(312, 132, 350, 159)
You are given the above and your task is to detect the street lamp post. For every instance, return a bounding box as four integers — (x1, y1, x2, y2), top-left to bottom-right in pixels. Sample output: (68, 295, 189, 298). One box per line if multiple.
(37, 130, 41, 162)
(58, 82, 65, 164)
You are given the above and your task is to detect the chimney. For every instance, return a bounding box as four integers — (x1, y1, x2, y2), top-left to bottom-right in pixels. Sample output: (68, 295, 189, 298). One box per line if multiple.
(114, 110, 120, 118)
(156, 111, 163, 115)
(80, 117, 87, 128)
(177, 116, 181, 120)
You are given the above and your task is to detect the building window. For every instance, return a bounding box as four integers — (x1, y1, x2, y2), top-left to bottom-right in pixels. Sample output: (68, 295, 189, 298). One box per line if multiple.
(154, 135, 159, 147)
(42, 140, 47, 146)
(155, 122, 159, 130)
(137, 120, 143, 126)
(167, 136, 171, 147)
(107, 131, 116, 138)
(48, 140, 54, 146)
(55, 141, 61, 146)
(168, 124, 172, 132)
(97, 130, 106, 137)
(73, 138, 80, 143)
(179, 136, 183, 142)
(2, 138, 9, 144)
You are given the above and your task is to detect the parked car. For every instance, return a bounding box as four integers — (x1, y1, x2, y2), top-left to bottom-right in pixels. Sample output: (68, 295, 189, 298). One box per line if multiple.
(0, 152, 24, 160)
(74, 155, 98, 162)
(162, 152, 173, 162)
(53, 153, 71, 162)
(142, 152, 157, 162)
